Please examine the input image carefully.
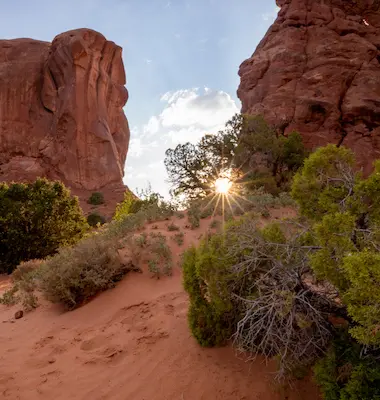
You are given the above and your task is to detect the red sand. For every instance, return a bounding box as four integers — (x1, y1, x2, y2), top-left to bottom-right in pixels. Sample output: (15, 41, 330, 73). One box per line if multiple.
(0, 211, 320, 400)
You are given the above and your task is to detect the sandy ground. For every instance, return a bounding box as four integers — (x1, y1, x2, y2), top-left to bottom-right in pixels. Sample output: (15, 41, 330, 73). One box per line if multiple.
(0, 210, 320, 400)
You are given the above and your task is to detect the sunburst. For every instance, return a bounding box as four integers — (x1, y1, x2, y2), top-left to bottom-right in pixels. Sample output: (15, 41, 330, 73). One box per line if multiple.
(214, 177, 232, 194)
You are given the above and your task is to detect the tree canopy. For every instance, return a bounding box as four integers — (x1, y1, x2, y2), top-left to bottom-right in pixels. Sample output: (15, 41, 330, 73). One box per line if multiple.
(164, 113, 307, 201)
(0, 178, 88, 273)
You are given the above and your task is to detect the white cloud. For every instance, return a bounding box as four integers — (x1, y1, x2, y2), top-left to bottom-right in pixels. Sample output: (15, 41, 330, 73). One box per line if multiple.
(124, 87, 239, 198)
(129, 136, 159, 158)
(262, 6, 280, 21)
(143, 116, 160, 136)
(160, 88, 238, 129)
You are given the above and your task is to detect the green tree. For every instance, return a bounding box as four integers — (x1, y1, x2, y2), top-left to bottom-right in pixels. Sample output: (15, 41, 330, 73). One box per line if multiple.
(0, 178, 88, 273)
(165, 113, 307, 201)
(291, 144, 380, 346)
(164, 115, 241, 200)
(291, 144, 357, 220)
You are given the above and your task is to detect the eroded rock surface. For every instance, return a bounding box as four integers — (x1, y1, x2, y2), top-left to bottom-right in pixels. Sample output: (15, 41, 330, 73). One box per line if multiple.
(238, 0, 380, 173)
(0, 29, 129, 190)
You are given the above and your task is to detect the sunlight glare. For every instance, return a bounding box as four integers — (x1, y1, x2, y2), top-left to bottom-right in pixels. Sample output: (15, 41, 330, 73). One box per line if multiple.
(214, 177, 232, 194)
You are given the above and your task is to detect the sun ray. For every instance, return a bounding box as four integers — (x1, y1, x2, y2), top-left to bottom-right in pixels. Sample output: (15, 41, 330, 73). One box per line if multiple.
(225, 194, 235, 217)
(228, 194, 246, 214)
(212, 193, 222, 218)
(201, 193, 219, 214)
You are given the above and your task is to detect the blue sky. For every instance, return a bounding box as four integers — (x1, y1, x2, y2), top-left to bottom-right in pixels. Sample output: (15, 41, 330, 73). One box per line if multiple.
(0, 0, 279, 197)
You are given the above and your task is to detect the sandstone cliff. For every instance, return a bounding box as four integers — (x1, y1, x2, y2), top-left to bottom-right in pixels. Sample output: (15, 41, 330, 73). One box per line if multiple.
(0, 29, 129, 192)
(238, 0, 380, 174)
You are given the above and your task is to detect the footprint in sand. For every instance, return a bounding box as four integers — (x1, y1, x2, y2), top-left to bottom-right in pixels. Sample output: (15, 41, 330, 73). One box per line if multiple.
(34, 335, 54, 349)
(80, 335, 109, 352)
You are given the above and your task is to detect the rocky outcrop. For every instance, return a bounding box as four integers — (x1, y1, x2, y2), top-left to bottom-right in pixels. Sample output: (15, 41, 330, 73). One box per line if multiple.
(238, 0, 380, 174)
(0, 29, 129, 191)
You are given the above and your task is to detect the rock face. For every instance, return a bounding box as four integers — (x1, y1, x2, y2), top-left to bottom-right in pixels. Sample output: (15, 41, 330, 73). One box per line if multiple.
(0, 29, 129, 191)
(238, 0, 380, 174)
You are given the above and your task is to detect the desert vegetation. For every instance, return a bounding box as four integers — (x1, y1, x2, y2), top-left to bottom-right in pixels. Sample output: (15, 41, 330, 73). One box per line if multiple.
(182, 142, 380, 397)
(87, 212, 106, 227)
(164, 113, 307, 202)
(87, 191, 105, 205)
(0, 178, 88, 274)
(0, 180, 180, 309)
(3, 114, 380, 399)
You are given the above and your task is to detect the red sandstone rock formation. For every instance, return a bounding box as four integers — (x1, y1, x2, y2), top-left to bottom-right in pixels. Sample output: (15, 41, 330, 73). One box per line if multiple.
(238, 0, 380, 174)
(0, 29, 129, 191)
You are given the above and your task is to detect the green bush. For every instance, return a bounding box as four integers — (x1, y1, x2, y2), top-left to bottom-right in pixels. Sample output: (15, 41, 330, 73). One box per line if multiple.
(39, 235, 131, 309)
(182, 246, 234, 346)
(0, 178, 88, 274)
(291, 145, 357, 220)
(114, 191, 143, 220)
(187, 204, 201, 229)
(183, 215, 332, 378)
(87, 212, 106, 227)
(291, 145, 380, 346)
(87, 192, 104, 205)
(0, 259, 42, 310)
(114, 185, 167, 221)
(167, 222, 180, 231)
(314, 330, 380, 400)
(172, 231, 185, 246)
(147, 232, 173, 278)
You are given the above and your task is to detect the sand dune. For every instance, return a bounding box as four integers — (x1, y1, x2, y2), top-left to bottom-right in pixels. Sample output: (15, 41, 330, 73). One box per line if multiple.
(0, 213, 320, 400)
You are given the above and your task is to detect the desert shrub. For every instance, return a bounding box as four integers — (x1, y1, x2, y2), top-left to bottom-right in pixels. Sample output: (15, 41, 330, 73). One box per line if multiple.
(87, 192, 104, 205)
(291, 145, 380, 346)
(342, 251, 380, 345)
(314, 330, 380, 400)
(210, 219, 221, 229)
(244, 174, 281, 195)
(291, 145, 357, 221)
(182, 246, 234, 346)
(0, 286, 18, 306)
(11, 259, 41, 282)
(114, 191, 144, 221)
(200, 206, 214, 219)
(187, 204, 201, 229)
(144, 202, 174, 223)
(240, 188, 280, 214)
(39, 235, 131, 309)
(135, 232, 148, 248)
(0, 178, 88, 274)
(105, 210, 147, 240)
(176, 212, 185, 219)
(126, 231, 173, 278)
(172, 231, 185, 246)
(277, 192, 296, 207)
(147, 232, 173, 278)
(0, 259, 42, 309)
(12, 259, 41, 310)
(87, 212, 106, 227)
(106, 199, 174, 241)
(167, 222, 180, 231)
(114, 184, 170, 221)
(183, 215, 334, 378)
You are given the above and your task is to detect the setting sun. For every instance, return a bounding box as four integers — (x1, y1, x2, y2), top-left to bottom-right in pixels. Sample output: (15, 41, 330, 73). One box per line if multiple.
(214, 177, 232, 194)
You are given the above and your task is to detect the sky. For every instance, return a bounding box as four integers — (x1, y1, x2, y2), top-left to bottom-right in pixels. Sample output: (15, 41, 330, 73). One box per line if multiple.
(0, 0, 279, 197)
